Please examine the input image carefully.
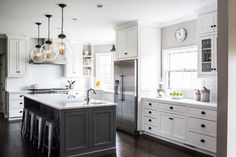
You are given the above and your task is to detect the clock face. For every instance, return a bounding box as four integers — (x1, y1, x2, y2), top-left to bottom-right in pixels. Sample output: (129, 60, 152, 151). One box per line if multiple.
(175, 28, 187, 42)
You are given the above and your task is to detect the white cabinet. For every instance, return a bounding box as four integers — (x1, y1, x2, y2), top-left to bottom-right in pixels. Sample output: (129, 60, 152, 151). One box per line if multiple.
(65, 43, 83, 77)
(7, 92, 24, 120)
(116, 27, 138, 60)
(159, 112, 186, 142)
(198, 35, 217, 76)
(198, 11, 217, 35)
(7, 36, 28, 77)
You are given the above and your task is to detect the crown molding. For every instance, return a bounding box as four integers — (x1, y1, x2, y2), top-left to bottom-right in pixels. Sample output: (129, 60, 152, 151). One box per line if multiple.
(160, 15, 197, 28)
(194, 3, 217, 15)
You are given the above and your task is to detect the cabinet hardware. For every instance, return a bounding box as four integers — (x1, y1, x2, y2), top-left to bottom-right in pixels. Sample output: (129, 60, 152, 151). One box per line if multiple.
(124, 53, 128, 55)
(214, 25, 216, 27)
(148, 119, 152, 122)
(20, 102, 23, 105)
(148, 127, 152, 130)
(211, 25, 213, 28)
(214, 68, 216, 70)
(211, 68, 214, 70)
(201, 111, 206, 115)
(200, 139, 205, 143)
(170, 106, 173, 110)
(169, 117, 173, 120)
(20, 95, 23, 97)
(19, 111, 23, 113)
(148, 103, 152, 106)
(148, 111, 152, 114)
(201, 124, 206, 128)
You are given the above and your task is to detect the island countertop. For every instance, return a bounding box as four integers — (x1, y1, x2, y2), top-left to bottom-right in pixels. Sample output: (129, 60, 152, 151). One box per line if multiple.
(23, 94, 117, 110)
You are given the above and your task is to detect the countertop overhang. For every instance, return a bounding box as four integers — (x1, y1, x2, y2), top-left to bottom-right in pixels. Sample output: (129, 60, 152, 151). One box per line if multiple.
(24, 94, 117, 110)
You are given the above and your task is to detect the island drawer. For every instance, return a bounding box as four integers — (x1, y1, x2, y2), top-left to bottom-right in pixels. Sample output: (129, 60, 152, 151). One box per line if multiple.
(189, 107, 217, 121)
(188, 117, 217, 137)
(159, 103, 187, 114)
(143, 100, 158, 110)
(9, 93, 24, 101)
(143, 124, 159, 134)
(9, 108, 23, 118)
(9, 100, 24, 109)
(144, 109, 158, 117)
(143, 116, 159, 127)
(187, 131, 216, 153)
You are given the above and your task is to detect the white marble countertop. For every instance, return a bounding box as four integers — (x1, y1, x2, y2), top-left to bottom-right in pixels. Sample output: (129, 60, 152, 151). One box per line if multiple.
(143, 97, 217, 109)
(24, 94, 117, 110)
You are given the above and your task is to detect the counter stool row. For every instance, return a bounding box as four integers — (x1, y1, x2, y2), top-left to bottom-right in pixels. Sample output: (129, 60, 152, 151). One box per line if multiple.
(21, 108, 58, 157)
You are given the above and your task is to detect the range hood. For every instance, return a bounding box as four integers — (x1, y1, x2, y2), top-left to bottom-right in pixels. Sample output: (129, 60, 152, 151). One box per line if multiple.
(29, 57, 66, 65)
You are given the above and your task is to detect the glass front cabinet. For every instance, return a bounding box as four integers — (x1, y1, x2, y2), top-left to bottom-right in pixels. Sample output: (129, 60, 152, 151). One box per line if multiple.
(198, 35, 217, 77)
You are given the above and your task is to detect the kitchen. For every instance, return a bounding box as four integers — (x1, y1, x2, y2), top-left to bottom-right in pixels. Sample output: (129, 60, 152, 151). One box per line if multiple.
(0, 0, 233, 157)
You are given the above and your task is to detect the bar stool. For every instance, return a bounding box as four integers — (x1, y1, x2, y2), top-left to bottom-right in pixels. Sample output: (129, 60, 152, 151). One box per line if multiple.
(42, 120, 58, 157)
(21, 108, 29, 137)
(33, 114, 44, 149)
(26, 110, 36, 141)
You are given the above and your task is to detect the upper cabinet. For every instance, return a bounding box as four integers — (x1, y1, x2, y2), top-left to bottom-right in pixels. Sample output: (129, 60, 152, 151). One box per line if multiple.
(116, 27, 138, 60)
(7, 35, 29, 77)
(65, 43, 83, 77)
(198, 11, 217, 35)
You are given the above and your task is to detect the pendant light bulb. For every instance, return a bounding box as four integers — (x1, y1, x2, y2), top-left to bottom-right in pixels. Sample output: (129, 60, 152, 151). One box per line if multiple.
(54, 4, 70, 58)
(30, 22, 46, 63)
(40, 14, 57, 61)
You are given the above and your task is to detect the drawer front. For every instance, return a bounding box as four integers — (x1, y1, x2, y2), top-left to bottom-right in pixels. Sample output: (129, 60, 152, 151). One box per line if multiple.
(143, 124, 159, 134)
(159, 103, 187, 114)
(9, 100, 24, 109)
(143, 109, 158, 117)
(187, 131, 216, 152)
(143, 100, 158, 110)
(143, 116, 159, 127)
(9, 93, 24, 101)
(188, 117, 217, 137)
(9, 108, 23, 118)
(189, 107, 217, 121)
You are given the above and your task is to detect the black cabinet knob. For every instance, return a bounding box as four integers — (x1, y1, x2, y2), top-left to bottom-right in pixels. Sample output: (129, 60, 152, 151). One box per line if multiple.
(20, 95, 23, 97)
(214, 25, 216, 27)
(149, 103, 152, 106)
(19, 111, 23, 113)
(201, 124, 206, 128)
(148, 127, 152, 130)
(124, 53, 128, 55)
(214, 68, 216, 70)
(211, 68, 214, 70)
(169, 117, 173, 120)
(170, 106, 173, 110)
(200, 139, 205, 143)
(201, 111, 206, 115)
(211, 25, 213, 28)
(148, 111, 152, 114)
(20, 102, 23, 105)
(148, 119, 152, 122)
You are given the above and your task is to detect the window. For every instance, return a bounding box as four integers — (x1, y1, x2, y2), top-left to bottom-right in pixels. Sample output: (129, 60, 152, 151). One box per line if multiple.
(96, 53, 114, 90)
(162, 46, 200, 89)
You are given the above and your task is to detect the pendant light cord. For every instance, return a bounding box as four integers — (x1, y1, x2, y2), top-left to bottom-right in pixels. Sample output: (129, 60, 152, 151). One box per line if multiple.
(48, 17, 50, 41)
(61, 7, 64, 34)
(37, 24, 40, 45)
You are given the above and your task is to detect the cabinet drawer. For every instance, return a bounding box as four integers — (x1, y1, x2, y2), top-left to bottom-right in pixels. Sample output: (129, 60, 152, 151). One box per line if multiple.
(143, 100, 158, 110)
(9, 108, 23, 118)
(9, 100, 24, 109)
(159, 103, 187, 114)
(188, 117, 217, 137)
(9, 94, 24, 101)
(189, 107, 217, 121)
(187, 131, 216, 152)
(143, 109, 158, 117)
(143, 116, 159, 127)
(143, 124, 158, 134)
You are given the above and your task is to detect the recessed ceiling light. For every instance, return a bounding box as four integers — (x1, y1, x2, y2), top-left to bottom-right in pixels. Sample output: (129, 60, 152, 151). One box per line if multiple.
(96, 4, 103, 8)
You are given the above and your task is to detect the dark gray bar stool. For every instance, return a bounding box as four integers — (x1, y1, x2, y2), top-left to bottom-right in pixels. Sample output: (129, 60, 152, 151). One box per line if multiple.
(33, 114, 44, 149)
(28, 110, 36, 141)
(42, 120, 58, 157)
(21, 108, 29, 137)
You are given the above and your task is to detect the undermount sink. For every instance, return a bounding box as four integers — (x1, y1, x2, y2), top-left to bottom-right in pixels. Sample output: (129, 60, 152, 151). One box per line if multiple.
(89, 101, 107, 105)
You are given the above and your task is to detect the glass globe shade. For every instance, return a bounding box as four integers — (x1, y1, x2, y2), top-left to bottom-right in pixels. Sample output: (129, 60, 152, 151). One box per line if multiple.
(30, 46, 46, 63)
(54, 37, 70, 58)
(40, 42, 57, 61)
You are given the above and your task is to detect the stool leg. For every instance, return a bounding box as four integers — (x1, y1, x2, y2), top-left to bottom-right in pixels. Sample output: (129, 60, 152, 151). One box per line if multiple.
(38, 119, 42, 149)
(30, 114, 34, 141)
(33, 119, 38, 145)
(21, 110, 25, 135)
(42, 124, 47, 154)
(23, 111, 28, 137)
(48, 125, 53, 157)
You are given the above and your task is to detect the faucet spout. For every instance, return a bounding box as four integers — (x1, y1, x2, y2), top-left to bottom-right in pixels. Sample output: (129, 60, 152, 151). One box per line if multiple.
(86, 88, 96, 104)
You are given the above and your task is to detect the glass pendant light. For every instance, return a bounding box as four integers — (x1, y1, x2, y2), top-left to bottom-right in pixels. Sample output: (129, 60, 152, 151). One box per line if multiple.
(54, 4, 70, 58)
(41, 14, 57, 61)
(30, 22, 46, 63)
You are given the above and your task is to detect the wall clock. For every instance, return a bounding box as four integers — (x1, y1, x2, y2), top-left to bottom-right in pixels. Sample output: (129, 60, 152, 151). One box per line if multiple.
(175, 28, 187, 42)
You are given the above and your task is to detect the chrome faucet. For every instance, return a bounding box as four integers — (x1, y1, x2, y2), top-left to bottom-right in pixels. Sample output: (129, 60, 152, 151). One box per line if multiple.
(86, 88, 96, 104)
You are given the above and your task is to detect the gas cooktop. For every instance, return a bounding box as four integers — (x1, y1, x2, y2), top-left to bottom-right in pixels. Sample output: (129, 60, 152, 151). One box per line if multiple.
(29, 88, 69, 95)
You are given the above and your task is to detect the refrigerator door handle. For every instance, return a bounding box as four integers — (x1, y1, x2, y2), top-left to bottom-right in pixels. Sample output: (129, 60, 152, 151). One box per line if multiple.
(120, 75, 124, 101)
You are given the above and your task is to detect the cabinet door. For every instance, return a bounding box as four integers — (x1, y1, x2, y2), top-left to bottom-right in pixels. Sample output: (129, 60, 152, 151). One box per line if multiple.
(212, 35, 217, 74)
(64, 110, 90, 153)
(126, 27, 138, 58)
(198, 13, 214, 35)
(18, 40, 27, 75)
(159, 112, 172, 137)
(8, 39, 18, 76)
(213, 12, 217, 32)
(116, 30, 127, 60)
(172, 115, 186, 142)
(91, 108, 115, 148)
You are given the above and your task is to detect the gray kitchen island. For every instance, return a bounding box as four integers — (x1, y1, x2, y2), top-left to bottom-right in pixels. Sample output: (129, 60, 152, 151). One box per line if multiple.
(23, 94, 116, 157)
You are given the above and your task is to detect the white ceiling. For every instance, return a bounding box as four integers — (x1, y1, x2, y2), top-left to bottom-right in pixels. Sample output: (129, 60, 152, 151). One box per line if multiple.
(0, 0, 216, 44)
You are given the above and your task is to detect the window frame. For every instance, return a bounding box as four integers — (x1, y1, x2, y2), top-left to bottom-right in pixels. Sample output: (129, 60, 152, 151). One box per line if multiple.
(162, 45, 198, 90)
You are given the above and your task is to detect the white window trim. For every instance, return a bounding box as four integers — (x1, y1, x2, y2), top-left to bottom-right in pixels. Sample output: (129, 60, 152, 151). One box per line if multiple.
(162, 45, 198, 90)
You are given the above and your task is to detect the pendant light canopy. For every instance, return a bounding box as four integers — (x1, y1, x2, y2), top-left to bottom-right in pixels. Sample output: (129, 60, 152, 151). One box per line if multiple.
(110, 44, 116, 52)
(54, 4, 70, 58)
(40, 14, 57, 61)
(30, 22, 46, 63)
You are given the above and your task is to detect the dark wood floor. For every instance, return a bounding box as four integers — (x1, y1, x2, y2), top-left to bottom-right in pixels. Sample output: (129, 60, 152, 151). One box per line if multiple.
(0, 117, 211, 157)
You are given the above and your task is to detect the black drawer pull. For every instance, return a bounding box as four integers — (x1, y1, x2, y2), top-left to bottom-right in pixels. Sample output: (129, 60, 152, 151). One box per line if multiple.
(148, 111, 152, 114)
(214, 25, 216, 27)
(20, 102, 23, 105)
(148, 119, 152, 122)
(124, 53, 128, 55)
(201, 124, 206, 128)
(200, 139, 205, 143)
(148, 103, 152, 106)
(201, 111, 206, 115)
(20, 95, 23, 97)
(148, 127, 152, 130)
(169, 117, 173, 120)
(170, 106, 173, 110)
(19, 111, 23, 113)
(211, 25, 213, 28)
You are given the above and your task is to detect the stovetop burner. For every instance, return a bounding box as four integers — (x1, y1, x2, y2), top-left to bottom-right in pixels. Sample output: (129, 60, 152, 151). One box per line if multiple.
(29, 88, 69, 95)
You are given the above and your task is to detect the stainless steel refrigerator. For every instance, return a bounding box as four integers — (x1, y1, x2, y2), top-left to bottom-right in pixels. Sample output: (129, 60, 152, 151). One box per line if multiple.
(114, 59, 138, 135)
